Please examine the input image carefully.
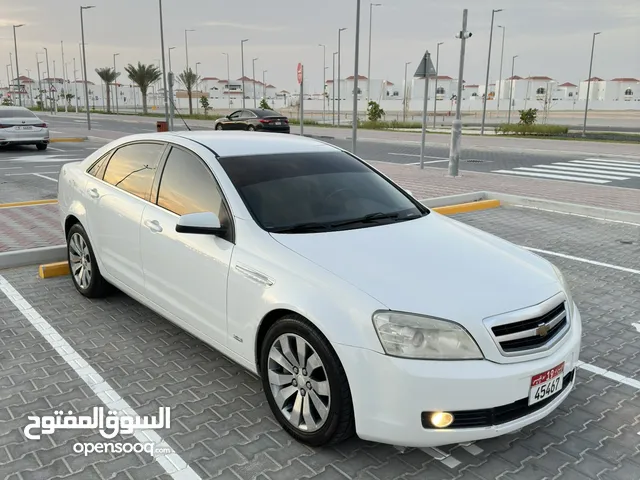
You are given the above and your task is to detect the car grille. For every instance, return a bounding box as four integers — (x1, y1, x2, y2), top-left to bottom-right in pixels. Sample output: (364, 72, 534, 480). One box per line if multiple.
(421, 369, 575, 429)
(491, 302, 568, 355)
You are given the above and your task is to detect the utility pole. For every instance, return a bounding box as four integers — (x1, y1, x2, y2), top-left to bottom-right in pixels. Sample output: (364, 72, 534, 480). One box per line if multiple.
(367, 3, 382, 102)
(448, 9, 471, 177)
(13, 24, 24, 106)
(432, 41, 444, 128)
(61, 40, 68, 112)
(113, 53, 120, 114)
(582, 32, 601, 138)
(44, 47, 53, 114)
(240, 39, 248, 109)
(80, 5, 95, 129)
(480, 8, 502, 135)
(252, 57, 258, 108)
(73, 57, 79, 112)
(332, 51, 337, 125)
(496, 25, 505, 115)
(403, 61, 410, 122)
(337, 27, 347, 126)
(159, 1, 170, 127)
(507, 55, 517, 124)
(352, 0, 362, 153)
(318, 44, 326, 123)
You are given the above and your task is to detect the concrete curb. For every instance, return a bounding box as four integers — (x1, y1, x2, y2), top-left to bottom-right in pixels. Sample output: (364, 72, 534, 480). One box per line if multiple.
(50, 137, 88, 143)
(419, 192, 487, 208)
(293, 133, 336, 140)
(0, 245, 66, 270)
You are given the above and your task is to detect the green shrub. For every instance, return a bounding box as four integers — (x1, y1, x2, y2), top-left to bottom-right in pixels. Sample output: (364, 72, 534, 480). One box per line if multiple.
(367, 101, 385, 122)
(495, 124, 569, 136)
(519, 108, 538, 125)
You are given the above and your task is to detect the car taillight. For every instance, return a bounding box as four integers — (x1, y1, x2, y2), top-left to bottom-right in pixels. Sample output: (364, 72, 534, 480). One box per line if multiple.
(259, 119, 270, 123)
(0, 125, 7, 129)
(35, 123, 47, 128)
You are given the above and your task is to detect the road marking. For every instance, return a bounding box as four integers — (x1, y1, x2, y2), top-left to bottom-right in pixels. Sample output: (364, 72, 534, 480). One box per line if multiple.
(48, 146, 64, 152)
(538, 164, 640, 178)
(389, 153, 447, 159)
(583, 157, 640, 165)
(420, 447, 462, 468)
(513, 167, 627, 181)
(512, 205, 640, 227)
(577, 361, 640, 390)
(633, 323, 640, 333)
(0, 167, 21, 170)
(522, 247, 640, 275)
(567, 160, 640, 172)
(32, 173, 58, 182)
(0, 275, 203, 480)
(407, 160, 450, 165)
(491, 170, 609, 184)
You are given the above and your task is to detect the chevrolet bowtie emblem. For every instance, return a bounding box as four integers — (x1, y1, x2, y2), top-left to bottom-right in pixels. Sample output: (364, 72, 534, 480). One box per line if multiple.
(536, 324, 550, 337)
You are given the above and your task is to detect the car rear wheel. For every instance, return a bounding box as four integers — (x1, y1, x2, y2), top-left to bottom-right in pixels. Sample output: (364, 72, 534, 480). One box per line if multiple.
(260, 315, 355, 447)
(215, 124, 223, 130)
(36, 143, 47, 151)
(247, 125, 255, 131)
(67, 223, 110, 298)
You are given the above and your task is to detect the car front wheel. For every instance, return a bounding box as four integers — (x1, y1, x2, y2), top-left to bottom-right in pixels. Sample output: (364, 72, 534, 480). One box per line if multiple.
(36, 143, 47, 151)
(67, 223, 110, 298)
(260, 315, 355, 447)
(215, 124, 223, 130)
(247, 125, 255, 131)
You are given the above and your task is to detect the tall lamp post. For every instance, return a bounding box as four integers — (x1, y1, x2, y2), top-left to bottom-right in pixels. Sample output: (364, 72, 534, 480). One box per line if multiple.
(13, 24, 24, 106)
(184, 29, 195, 71)
(337, 27, 347, 126)
(352, 0, 362, 153)
(582, 32, 601, 138)
(113, 52, 120, 113)
(432, 41, 444, 128)
(252, 57, 258, 107)
(332, 51, 337, 125)
(43, 47, 53, 113)
(61, 40, 69, 112)
(25, 68, 33, 107)
(403, 61, 411, 122)
(222, 52, 230, 110)
(262, 70, 267, 100)
(240, 39, 248, 109)
(318, 44, 326, 123)
(496, 25, 505, 114)
(366, 2, 381, 102)
(168, 46, 175, 73)
(80, 5, 95, 129)
(507, 55, 518, 124)
(480, 8, 502, 135)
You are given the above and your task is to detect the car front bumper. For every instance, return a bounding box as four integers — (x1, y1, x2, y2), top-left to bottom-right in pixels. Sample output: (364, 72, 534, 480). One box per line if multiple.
(0, 128, 49, 145)
(335, 306, 582, 448)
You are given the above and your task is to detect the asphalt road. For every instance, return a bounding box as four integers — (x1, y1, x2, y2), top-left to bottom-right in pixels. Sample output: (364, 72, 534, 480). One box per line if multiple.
(1, 205, 639, 480)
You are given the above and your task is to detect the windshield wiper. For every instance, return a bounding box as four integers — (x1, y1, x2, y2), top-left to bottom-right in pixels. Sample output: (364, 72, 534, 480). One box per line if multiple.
(330, 212, 400, 228)
(269, 222, 332, 233)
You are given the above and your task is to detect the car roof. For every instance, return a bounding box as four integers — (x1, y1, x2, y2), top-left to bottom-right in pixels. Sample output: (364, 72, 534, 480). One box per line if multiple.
(167, 131, 339, 157)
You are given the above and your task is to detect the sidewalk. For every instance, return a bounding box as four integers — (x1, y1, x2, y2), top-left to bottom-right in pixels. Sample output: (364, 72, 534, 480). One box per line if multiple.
(1, 163, 639, 254)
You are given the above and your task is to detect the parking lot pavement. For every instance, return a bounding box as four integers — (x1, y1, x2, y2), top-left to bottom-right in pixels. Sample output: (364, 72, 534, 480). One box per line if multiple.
(0, 204, 63, 253)
(1, 206, 639, 480)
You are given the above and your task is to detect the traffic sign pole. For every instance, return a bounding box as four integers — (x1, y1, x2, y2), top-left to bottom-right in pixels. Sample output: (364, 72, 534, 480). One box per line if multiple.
(413, 50, 436, 170)
(448, 9, 470, 177)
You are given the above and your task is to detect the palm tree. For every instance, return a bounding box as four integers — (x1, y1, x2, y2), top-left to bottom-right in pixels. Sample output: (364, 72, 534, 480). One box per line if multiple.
(124, 62, 162, 114)
(95, 67, 119, 113)
(178, 68, 200, 115)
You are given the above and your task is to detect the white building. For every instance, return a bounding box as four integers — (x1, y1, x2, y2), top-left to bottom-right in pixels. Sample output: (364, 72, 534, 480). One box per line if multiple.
(579, 77, 639, 102)
(497, 75, 558, 102)
(556, 82, 578, 99)
(408, 76, 459, 101)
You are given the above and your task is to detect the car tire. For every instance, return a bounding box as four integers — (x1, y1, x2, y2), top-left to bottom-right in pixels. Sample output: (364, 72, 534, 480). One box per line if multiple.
(36, 143, 47, 151)
(260, 315, 355, 447)
(215, 124, 223, 130)
(247, 125, 255, 131)
(66, 223, 110, 298)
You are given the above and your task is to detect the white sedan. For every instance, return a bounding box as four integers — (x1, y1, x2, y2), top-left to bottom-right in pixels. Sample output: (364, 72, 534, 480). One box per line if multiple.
(0, 106, 50, 150)
(58, 131, 581, 448)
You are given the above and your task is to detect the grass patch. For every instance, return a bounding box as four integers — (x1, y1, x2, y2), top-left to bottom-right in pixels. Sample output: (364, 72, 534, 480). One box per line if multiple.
(495, 124, 570, 136)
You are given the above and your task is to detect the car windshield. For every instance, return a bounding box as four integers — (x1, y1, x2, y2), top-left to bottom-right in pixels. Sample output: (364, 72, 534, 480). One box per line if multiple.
(217, 151, 428, 233)
(0, 109, 37, 119)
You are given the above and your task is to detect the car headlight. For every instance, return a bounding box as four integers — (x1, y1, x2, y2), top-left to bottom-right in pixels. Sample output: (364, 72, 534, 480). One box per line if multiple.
(372, 311, 484, 360)
(552, 265, 576, 319)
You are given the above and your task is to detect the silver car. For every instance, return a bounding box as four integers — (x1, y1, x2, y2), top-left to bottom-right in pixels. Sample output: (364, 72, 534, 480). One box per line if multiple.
(0, 106, 50, 150)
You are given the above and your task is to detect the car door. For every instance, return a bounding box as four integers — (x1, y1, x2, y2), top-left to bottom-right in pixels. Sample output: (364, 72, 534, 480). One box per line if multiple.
(225, 110, 243, 130)
(239, 110, 257, 130)
(83, 141, 167, 294)
(140, 144, 235, 345)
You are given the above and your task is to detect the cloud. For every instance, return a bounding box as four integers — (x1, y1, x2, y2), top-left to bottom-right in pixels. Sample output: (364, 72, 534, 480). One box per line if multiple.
(201, 21, 286, 33)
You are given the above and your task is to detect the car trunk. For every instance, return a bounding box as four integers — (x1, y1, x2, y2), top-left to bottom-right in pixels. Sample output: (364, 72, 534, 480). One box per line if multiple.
(259, 116, 289, 127)
(0, 116, 47, 129)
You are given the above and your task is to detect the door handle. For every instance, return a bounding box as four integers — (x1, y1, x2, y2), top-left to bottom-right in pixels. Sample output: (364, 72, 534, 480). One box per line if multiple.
(144, 219, 163, 233)
(88, 188, 100, 199)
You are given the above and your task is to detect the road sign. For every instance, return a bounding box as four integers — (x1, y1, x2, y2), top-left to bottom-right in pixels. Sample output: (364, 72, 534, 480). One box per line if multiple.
(297, 63, 303, 85)
(414, 51, 437, 78)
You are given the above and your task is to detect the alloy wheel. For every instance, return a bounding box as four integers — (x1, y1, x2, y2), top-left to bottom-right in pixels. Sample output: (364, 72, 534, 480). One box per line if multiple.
(267, 333, 331, 432)
(69, 232, 92, 289)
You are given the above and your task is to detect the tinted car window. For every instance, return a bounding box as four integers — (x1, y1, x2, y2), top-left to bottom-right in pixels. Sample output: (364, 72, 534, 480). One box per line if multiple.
(0, 109, 37, 118)
(87, 151, 113, 178)
(156, 147, 226, 220)
(241, 110, 256, 118)
(259, 110, 282, 117)
(229, 111, 242, 119)
(102, 143, 165, 201)
(218, 151, 426, 231)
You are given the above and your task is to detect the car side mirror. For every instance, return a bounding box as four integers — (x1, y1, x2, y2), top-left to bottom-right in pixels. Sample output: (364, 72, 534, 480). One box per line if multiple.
(176, 212, 226, 236)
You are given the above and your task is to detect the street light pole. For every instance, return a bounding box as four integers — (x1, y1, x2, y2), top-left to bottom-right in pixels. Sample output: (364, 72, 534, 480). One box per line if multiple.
(185, 29, 195, 72)
(168, 46, 175, 73)
(13, 24, 24, 106)
(367, 3, 381, 102)
(448, 8, 471, 177)
(337, 27, 347, 126)
(507, 55, 518, 124)
(25, 68, 32, 107)
(496, 25, 505, 114)
(44, 47, 53, 114)
(252, 57, 258, 108)
(262, 70, 267, 100)
(332, 51, 337, 125)
(61, 40, 69, 112)
(73, 58, 79, 112)
(318, 44, 326, 123)
(222, 53, 230, 110)
(432, 41, 444, 128)
(113, 52, 120, 114)
(80, 5, 95, 129)
(582, 32, 601, 138)
(240, 39, 248, 109)
(480, 8, 502, 135)
(352, 0, 362, 153)
(36, 55, 42, 109)
(403, 61, 410, 122)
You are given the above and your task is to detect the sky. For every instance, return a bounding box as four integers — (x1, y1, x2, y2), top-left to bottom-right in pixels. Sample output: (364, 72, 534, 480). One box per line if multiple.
(1, 0, 639, 94)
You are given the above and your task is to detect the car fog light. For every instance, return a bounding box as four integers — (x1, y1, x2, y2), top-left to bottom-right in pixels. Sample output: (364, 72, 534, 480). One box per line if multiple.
(430, 412, 454, 428)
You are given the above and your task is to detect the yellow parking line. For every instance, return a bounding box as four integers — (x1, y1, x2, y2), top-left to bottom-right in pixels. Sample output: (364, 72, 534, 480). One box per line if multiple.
(0, 199, 59, 208)
(38, 261, 70, 279)
(433, 199, 501, 215)
(50, 137, 86, 143)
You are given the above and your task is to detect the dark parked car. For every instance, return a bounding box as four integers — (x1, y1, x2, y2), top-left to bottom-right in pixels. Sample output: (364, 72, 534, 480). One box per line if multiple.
(213, 108, 290, 133)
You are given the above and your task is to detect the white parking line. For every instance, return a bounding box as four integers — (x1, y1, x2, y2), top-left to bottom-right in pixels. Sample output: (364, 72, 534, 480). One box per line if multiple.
(407, 160, 450, 165)
(460, 443, 483, 456)
(521, 247, 640, 275)
(633, 323, 640, 333)
(389, 153, 446, 159)
(0, 167, 21, 170)
(48, 147, 64, 152)
(576, 361, 640, 389)
(0, 275, 202, 480)
(32, 173, 58, 182)
(420, 447, 462, 468)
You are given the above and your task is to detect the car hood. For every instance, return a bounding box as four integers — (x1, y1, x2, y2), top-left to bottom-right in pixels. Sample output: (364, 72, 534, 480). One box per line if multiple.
(271, 213, 562, 322)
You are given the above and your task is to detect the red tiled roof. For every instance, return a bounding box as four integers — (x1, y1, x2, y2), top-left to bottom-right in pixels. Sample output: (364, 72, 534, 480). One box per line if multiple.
(465, 84, 480, 88)
(584, 77, 604, 82)
(525, 76, 553, 81)
(72, 80, 95, 85)
(326, 80, 334, 83)
(201, 77, 219, 81)
(267, 84, 276, 88)
(13, 76, 34, 83)
(611, 77, 639, 82)
(346, 75, 368, 80)
(383, 80, 394, 86)
(559, 82, 577, 87)
(506, 75, 523, 80)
